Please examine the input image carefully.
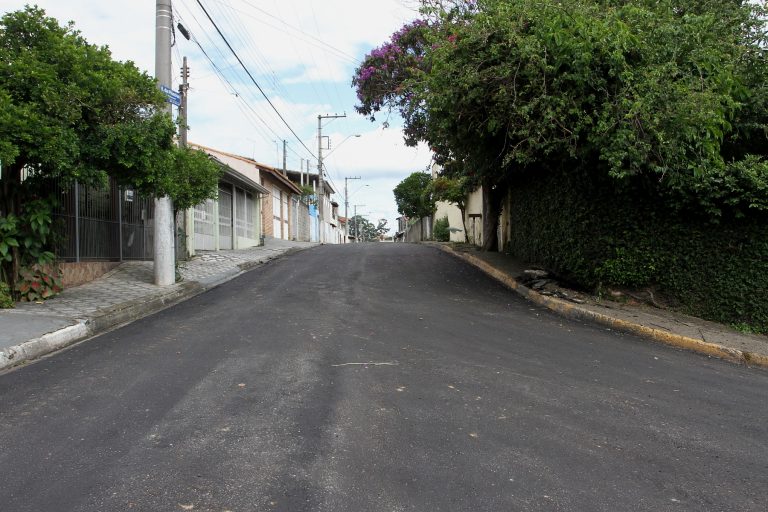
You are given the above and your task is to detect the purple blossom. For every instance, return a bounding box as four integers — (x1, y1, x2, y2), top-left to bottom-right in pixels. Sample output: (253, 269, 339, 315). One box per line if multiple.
(359, 65, 377, 82)
(391, 19, 428, 45)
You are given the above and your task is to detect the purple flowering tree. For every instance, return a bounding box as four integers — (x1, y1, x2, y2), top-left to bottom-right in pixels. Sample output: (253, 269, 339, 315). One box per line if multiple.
(352, 19, 432, 146)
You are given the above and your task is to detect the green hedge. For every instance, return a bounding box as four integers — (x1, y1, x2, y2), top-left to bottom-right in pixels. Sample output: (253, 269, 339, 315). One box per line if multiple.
(506, 168, 768, 332)
(433, 216, 450, 242)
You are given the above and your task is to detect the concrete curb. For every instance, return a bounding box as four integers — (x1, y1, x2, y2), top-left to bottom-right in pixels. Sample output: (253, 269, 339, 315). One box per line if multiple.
(0, 282, 204, 373)
(0, 321, 89, 370)
(87, 281, 204, 334)
(0, 245, 312, 372)
(437, 244, 768, 369)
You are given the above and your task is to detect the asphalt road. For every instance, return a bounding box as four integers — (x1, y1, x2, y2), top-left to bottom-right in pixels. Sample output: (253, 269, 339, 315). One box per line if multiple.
(1, 243, 767, 511)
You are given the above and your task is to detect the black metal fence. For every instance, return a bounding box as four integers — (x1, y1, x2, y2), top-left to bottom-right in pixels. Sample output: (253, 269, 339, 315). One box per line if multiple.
(53, 178, 155, 261)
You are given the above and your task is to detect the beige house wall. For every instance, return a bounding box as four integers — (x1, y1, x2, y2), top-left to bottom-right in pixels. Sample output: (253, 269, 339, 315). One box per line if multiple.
(465, 187, 484, 247)
(434, 201, 466, 242)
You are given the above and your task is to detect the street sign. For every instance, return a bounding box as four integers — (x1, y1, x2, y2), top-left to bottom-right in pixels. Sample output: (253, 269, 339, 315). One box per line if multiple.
(160, 85, 181, 106)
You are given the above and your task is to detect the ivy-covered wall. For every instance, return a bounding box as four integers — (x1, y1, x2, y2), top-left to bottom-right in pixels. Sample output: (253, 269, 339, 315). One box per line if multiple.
(506, 168, 768, 332)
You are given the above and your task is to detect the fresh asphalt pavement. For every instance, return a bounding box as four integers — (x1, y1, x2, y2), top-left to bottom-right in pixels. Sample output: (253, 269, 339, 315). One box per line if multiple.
(1, 243, 766, 512)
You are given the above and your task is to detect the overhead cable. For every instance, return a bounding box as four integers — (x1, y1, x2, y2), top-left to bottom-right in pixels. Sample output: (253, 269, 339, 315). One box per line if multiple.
(195, 0, 317, 160)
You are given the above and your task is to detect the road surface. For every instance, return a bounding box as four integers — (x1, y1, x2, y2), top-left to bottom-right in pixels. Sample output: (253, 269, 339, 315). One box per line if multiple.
(1, 243, 766, 511)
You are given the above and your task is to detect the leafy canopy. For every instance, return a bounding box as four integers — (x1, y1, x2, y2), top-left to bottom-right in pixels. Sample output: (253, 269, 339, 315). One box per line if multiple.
(349, 215, 388, 241)
(0, 6, 220, 202)
(0, 7, 220, 291)
(355, 0, 768, 218)
(0, 6, 171, 186)
(393, 171, 435, 219)
(158, 147, 222, 213)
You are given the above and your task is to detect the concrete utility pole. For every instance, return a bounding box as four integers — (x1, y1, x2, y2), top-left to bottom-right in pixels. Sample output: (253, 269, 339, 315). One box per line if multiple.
(282, 140, 287, 175)
(344, 176, 360, 243)
(179, 56, 189, 148)
(154, 0, 175, 286)
(178, 56, 190, 257)
(317, 113, 345, 243)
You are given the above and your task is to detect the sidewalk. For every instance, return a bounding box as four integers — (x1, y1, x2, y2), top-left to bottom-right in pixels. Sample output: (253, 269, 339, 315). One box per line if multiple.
(0, 238, 317, 371)
(434, 243, 768, 369)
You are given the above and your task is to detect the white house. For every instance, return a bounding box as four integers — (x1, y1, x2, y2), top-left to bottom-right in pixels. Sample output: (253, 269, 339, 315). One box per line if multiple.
(185, 144, 269, 254)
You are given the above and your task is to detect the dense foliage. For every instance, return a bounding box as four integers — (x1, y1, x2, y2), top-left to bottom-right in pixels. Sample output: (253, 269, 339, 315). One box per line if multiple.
(433, 216, 450, 242)
(348, 215, 388, 241)
(0, 7, 172, 198)
(355, 0, 768, 248)
(393, 171, 435, 219)
(0, 7, 220, 296)
(430, 175, 469, 242)
(159, 146, 222, 214)
(506, 166, 768, 332)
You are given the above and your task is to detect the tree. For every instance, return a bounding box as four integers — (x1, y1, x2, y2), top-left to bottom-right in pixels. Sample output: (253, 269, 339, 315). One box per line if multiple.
(0, 7, 219, 291)
(375, 219, 390, 238)
(0, 7, 170, 206)
(430, 174, 469, 243)
(349, 215, 381, 242)
(355, 0, 768, 250)
(393, 171, 435, 219)
(159, 147, 222, 215)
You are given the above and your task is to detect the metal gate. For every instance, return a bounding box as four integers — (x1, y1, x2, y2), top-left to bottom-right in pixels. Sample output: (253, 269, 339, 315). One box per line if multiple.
(282, 194, 289, 240)
(235, 188, 255, 241)
(53, 179, 154, 261)
(194, 199, 216, 251)
(468, 214, 482, 246)
(218, 185, 233, 249)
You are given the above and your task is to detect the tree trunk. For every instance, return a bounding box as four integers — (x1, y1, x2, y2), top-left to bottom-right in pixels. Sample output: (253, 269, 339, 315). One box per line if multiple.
(481, 179, 503, 252)
(459, 205, 469, 243)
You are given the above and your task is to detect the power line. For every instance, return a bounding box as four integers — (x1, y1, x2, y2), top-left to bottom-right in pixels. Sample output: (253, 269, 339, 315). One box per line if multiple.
(236, 0, 360, 65)
(214, 0, 288, 97)
(175, 10, 290, 153)
(211, 0, 359, 139)
(307, 1, 351, 126)
(214, 0, 316, 146)
(195, 0, 316, 160)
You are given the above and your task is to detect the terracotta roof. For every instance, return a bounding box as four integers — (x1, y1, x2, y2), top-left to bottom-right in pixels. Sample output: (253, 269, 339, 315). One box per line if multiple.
(258, 166, 302, 195)
(190, 142, 301, 194)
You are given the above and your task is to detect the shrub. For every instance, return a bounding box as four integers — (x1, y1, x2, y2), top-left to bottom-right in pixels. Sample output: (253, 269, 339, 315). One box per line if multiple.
(16, 264, 63, 302)
(434, 216, 450, 242)
(0, 281, 14, 308)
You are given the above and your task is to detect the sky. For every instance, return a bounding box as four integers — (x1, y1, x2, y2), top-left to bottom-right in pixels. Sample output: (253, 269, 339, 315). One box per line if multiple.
(0, 0, 433, 234)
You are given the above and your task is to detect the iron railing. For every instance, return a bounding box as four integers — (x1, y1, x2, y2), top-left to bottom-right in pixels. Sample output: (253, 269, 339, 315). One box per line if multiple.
(52, 178, 155, 261)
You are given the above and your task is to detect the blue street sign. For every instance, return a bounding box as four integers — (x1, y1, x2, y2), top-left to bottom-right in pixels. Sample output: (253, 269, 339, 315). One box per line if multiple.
(160, 85, 181, 107)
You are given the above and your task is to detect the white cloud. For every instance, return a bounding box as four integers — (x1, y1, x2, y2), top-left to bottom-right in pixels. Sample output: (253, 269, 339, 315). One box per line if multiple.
(324, 125, 431, 177)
